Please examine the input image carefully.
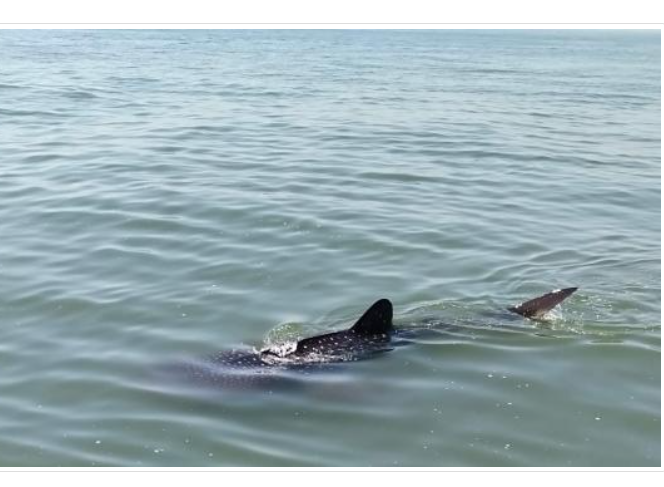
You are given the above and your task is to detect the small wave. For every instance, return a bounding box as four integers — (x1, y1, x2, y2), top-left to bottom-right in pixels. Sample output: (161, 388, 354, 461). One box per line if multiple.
(62, 90, 99, 100)
(0, 107, 66, 118)
(22, 153, 63, 163)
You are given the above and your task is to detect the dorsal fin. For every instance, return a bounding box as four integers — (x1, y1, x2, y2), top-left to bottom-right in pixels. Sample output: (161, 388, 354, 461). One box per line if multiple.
(508, 287, 578, 319)
(350, 299, 393, 335)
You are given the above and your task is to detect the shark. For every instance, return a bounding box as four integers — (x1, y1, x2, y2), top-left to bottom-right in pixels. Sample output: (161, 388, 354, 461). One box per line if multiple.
(166, 287, 578, 391)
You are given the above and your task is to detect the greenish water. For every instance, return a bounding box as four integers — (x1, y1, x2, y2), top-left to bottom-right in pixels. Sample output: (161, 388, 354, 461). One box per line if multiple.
(0, 30, 660, 467)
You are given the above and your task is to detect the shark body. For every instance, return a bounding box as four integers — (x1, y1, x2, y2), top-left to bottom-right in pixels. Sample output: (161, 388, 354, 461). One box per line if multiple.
(168, 288, 578, 390)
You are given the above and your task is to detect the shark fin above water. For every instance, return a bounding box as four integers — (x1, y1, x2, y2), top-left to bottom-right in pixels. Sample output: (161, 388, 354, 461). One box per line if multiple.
(508, 287, 578, 319)
(285, 298, 394, 357)
(245, 299, 396, 362)
(350, 298, 393, 335)
(164, 287, 581, 391)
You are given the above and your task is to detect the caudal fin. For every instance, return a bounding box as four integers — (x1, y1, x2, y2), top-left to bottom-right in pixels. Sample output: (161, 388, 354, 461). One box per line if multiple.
(508, 287, 578, 319)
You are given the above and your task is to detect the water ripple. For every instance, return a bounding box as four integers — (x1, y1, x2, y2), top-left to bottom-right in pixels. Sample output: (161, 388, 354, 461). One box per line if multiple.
(0, 29, 659, 467)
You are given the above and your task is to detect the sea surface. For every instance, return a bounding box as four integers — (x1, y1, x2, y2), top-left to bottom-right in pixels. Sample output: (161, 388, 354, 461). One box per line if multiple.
(0, 29, 660, 467)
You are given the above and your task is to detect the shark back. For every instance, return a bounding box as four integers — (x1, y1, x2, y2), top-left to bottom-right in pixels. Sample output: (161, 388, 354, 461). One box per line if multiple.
(263, 299, 394, 362)
(164, 299, 395, 391)
(162, 287, 578, 392)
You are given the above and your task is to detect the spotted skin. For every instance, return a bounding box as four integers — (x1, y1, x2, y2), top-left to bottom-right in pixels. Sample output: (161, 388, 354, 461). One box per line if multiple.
(168, 299, 394, 390)
(167, 289, 577, 390)
(170, 350, 297, 390)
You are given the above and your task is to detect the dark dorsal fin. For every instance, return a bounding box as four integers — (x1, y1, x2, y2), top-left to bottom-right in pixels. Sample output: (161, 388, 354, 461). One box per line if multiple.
(350, 299, 393, 335)
(508, 287, 578, 319)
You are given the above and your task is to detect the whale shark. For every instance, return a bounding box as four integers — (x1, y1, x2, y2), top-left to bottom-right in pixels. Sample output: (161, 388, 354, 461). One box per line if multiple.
(166, 287, 578, 391)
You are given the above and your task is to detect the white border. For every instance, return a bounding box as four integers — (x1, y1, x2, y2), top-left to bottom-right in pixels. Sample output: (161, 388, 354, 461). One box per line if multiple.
(0, 0, 660, 476)
(0, 24, 662, 29)
(0, 0, 663, 25)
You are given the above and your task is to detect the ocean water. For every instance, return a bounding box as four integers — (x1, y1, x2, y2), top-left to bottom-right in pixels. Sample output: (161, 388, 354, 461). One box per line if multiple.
(0, 29, 659, 467)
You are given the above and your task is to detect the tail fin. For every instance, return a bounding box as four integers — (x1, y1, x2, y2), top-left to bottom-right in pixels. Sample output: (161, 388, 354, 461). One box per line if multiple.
(508, 287, 578, 319)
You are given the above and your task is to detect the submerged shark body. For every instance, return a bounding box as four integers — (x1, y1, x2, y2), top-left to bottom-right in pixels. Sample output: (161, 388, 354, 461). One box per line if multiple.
(168, 288, 577, 391)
